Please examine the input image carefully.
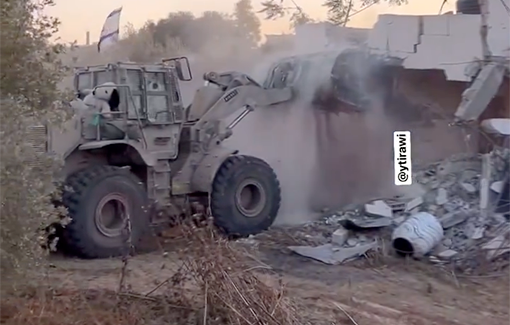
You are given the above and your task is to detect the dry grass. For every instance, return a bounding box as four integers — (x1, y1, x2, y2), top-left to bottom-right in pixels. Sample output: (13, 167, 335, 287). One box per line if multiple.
(1, 287, 198, 325)
(174, 216, 304, 325)
(2, 217, 306, 325)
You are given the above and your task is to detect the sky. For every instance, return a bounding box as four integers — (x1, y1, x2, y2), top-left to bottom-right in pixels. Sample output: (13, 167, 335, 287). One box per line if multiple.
(46, 0, 456, 44)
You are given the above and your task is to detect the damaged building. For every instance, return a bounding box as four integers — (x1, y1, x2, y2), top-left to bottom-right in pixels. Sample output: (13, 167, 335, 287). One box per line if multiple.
(260, 0, 509, 209)
(244, 0, 510, 268)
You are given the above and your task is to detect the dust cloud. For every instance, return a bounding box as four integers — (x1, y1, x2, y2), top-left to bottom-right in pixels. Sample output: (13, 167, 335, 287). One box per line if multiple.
(223, 47, 387, 225)
(194, 44, 400, 225)
(224, 87, 320, 225)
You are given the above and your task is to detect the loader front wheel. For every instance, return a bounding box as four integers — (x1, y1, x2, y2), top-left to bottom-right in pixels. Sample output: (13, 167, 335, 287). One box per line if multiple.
(211, 155, 281, 236)
(62, 166, 149, 258)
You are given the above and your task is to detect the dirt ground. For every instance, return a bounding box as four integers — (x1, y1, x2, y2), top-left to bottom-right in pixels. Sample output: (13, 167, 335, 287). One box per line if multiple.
(3, 228, 508, 325)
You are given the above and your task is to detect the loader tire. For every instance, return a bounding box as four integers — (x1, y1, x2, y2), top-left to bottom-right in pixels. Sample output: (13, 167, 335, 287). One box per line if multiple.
(211, 155, 281, 236)
(61, 166, 149, 258)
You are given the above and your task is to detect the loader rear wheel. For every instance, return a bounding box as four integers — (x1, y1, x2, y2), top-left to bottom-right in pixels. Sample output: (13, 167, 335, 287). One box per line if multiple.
(211, 155, 281, 236)
(61, 166, 149, 258)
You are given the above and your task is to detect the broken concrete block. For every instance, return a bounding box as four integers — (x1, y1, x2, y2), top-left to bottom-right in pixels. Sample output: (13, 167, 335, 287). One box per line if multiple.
(490, 180, 504, 193)
(435, 188, 448, 205)
(340, 216, 393, 230)
(393, 216, 406, 226)
(454, 62, 506, 121)
(460, 182, 477, 194)
(388, 201, 406, 214)
(480, 118, 510, 136)
(442, 238, 452, 247)
(288, 242, 377, 265)
(346, 238, 359, 247)
(439, 211, 471, 229)
(483, 235, 510, 260)
(365, 200, 393, 218)
(437, 249, 458, 259)
(444, 198, 466, 213)
(331, 227, 349, 246)
(471, 227, 485, 240)
(405, 196, 423, 212)
(480, 154, 491, 214)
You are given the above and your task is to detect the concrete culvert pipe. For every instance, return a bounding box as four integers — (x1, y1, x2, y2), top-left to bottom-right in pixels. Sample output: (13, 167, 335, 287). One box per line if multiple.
(392, 212, 444, 258)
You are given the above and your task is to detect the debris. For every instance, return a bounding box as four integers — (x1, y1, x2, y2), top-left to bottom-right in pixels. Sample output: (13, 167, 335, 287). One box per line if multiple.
(346, 238, 359, 247)
(490, 180, 504, 193)
(331, 227, 349, 246)
(392, 212, 444, 258)
(443, 199, 466, 213)
(480, 118, 510, 136)
(483, 235, 510, 260)
(388, 201, 406, 214)
(437, 249, 458, 260)
(495, 175, 510, 216)
(271, 152, 506, 272)
(454, 62, 506, 122)
(393, 216, 406, 226)
(364, 200, 392, 218)
(470, 227, 485, 240)
(405, 196, 423, 211)
(288, 242, 377, 265)
(429, 256, 444, 264)
(433, 244, 448, 255)
(340, 216, 393, 230)
(237, 235, 258, 246)
(492, 213, 507, 225)
(439, 211, 471, 229)
(435, 188, 448, 205)
(479, 153, 491, 214)
(460, 182, 477, 194)
(442, 238, 452, 247)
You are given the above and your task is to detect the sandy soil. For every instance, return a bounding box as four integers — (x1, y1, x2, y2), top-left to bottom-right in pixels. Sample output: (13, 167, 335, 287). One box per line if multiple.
(16, 232, 505, 325)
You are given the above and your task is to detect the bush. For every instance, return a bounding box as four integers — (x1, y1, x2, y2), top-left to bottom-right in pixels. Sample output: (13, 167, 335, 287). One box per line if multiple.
(0, 0, 69, 288)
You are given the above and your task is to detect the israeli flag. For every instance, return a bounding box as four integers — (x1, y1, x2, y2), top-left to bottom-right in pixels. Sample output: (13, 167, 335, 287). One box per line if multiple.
(97, 7, 123, 53)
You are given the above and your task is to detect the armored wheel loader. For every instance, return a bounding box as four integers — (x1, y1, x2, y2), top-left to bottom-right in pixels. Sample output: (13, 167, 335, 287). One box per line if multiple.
(34, 57, 293, 258)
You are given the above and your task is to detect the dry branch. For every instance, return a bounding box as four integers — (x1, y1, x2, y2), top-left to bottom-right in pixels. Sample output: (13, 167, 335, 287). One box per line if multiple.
(175, 217, 303, 325)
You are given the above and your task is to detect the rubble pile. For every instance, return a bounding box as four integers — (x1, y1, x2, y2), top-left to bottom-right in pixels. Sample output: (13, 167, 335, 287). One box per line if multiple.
(263, 149, 510, 271)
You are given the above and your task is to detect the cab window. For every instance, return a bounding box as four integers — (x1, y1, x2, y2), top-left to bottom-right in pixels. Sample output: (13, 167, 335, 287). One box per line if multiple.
(126, 69, 144, 120)
(145, 71, 171, 123)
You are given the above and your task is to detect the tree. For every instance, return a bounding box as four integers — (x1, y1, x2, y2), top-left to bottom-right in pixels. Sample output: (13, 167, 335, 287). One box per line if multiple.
(128, 10, 239, 56)
(0, 0, 68, 286)
(325, 0, 408, 25)
(259, 0, 408, 27)
(234, 0, 262, 47)
(259, 0, 314, 28)
(151, 12, 196, 48)
(323, 0, 354, 26)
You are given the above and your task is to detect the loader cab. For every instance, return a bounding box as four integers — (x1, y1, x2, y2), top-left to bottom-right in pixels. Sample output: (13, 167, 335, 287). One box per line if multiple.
(74, 60, 191, 125)
(73, 58, 192, 159)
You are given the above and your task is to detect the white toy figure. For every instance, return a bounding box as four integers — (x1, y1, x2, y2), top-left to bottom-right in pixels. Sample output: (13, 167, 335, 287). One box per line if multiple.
(82, 82, 120, 119)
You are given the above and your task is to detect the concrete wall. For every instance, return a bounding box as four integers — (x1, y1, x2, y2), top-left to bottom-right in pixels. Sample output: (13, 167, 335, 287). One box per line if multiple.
(368, 0, 510, 81)
(294, 23, 369, 53)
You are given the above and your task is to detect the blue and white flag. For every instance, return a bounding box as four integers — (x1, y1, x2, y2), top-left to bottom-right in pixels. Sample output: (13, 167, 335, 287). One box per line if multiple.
(97, 7, 123, 53)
